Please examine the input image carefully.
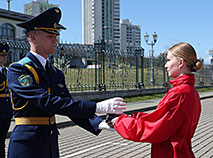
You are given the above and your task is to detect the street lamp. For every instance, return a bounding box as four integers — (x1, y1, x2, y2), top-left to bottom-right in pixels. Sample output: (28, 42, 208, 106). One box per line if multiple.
(6, 0, 12, 10)
(144, 32, 158, 85)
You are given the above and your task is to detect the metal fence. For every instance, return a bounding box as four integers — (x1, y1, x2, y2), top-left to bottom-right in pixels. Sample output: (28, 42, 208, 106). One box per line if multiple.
(1, 38, 213, 92)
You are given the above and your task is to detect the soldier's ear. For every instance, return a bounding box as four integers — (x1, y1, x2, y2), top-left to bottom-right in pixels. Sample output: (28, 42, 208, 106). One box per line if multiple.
(28, 30, 39, 41)
(29, 33, 38, 43)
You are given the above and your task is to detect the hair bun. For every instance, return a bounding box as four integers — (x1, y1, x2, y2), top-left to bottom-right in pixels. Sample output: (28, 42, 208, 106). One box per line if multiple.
(192, 59, 203, 72)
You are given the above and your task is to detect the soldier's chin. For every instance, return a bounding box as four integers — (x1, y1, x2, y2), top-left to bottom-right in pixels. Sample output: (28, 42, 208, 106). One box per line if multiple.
(50, 48, 56, 54)
(48, 50, 55, 55)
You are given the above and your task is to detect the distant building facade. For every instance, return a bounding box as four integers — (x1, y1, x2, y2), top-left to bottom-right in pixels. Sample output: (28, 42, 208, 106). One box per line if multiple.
(0, 8, 33, 62)
(24, 0, 58, 16)
(0, 8, 32, 39)
(120, 19, 141, 53)
(82, 0, 120, 51)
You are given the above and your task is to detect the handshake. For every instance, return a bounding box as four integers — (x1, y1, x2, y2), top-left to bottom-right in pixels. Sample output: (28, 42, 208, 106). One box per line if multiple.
(98, 114, 119, 131)
(96, 97, 126, 131)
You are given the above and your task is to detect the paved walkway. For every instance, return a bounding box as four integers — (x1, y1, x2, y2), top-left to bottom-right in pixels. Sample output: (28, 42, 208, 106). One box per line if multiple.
(56, 97, 213, 158)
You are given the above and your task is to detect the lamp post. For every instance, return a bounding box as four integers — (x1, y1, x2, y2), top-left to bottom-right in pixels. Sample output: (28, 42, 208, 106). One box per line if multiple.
(7, 0, 12, 10)
(144, 32, 158, 85)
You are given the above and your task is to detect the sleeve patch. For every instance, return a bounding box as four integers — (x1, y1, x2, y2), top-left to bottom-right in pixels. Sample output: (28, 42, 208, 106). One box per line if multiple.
(18, 74, 33, 87)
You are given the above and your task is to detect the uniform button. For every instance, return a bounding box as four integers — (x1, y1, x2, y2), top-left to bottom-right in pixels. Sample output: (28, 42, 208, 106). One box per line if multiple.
(6, 99, 8, 101)
(49, 117, 54, 125)
(50, 130, 53, 135)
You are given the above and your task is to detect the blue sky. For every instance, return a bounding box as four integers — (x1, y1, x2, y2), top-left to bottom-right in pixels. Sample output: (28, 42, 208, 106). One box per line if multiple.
(0, 0, 212, 64)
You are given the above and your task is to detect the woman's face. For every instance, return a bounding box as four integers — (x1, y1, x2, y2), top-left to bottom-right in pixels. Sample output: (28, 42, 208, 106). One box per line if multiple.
(165, 51, 181, 78)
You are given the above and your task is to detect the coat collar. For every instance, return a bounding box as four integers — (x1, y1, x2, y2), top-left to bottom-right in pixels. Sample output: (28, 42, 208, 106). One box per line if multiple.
(26, 52, 51, 86)
(169, 74, 195, 87)
(30, 51, 47, 70)
(26, 52, 44, 70)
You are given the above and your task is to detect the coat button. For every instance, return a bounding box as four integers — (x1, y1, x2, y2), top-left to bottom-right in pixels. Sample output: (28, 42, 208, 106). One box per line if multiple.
(50, 130, 53, 135)
(49, 117, 55, 125)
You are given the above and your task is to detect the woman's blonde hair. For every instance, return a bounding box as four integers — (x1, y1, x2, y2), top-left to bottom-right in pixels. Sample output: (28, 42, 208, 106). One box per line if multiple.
(168, 42, 203, 72)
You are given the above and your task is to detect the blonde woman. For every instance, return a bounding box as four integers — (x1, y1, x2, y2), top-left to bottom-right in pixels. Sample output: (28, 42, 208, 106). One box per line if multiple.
(113, 42, 203, 158)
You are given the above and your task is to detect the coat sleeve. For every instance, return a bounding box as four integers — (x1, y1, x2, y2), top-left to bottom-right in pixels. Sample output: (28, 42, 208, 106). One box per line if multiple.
(114, 92, 185, 143)
(8, 63, 96, 119)
(131, 112, 148, 119)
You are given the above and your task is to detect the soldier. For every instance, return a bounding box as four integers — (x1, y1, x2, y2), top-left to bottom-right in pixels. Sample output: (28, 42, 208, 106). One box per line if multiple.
(7, 7, 126, 158)
(0, 42, 12, 158)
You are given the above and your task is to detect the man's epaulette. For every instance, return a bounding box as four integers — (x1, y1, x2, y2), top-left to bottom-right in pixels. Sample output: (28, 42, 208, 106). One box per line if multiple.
(16, 57, 40, 84)
(17, 57, 32, 65)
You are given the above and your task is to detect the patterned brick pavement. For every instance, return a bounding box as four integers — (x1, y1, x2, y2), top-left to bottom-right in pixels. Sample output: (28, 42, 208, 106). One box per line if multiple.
(57, 97, 213, 158)
(5, 96, 213, 158)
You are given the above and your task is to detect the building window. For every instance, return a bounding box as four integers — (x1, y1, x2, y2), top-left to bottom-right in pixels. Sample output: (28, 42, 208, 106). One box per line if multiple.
(0, 23, 15, 39)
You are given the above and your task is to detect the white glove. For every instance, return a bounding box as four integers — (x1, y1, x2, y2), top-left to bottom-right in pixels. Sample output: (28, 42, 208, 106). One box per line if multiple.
(98, 120, 114, 131)
(96, 97, 126, 114)
(110, 117, 119, 126)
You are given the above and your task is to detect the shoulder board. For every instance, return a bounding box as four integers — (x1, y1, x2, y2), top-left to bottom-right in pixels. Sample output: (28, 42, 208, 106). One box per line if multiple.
(17, 57, 39, 84)
(8, 57, 32, 68)
(17, 57, 32, 65)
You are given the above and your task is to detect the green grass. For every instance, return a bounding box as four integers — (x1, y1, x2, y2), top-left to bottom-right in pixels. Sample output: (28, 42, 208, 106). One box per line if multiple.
(124, 93, 166, 103)
(197, 87, 213, 92)
(62, 65, 166, 90)
(124, 87, 213, 103)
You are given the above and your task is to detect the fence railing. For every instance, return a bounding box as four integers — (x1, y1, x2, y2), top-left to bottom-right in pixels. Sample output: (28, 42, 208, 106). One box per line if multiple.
(1, 38, 213, 92)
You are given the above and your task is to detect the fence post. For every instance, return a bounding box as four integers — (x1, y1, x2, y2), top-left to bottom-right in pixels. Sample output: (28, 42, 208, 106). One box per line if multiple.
(163, 52, 168, 87)
(135, 47, 145, 89)
(135, 50, 139, 89)
(101, 39, 106, 91)
(140, 48, 145, 88)
(94, 42, 98, 91)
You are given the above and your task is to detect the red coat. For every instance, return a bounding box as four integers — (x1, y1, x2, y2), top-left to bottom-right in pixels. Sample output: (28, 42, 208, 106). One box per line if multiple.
(114, 74, 201, 158)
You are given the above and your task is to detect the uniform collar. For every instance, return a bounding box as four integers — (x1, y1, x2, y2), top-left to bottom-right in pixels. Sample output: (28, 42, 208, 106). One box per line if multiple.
(30, 51, 48, 70)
